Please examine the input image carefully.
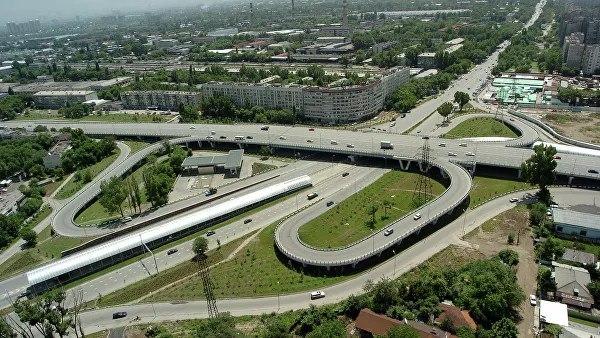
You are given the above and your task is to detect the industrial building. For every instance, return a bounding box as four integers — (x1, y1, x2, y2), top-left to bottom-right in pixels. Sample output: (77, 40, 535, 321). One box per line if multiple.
(553, 208, 600, 241)
(12, 77, 131, 95)
(200, 67, 410, 124)
(26, 175, 312, 294)
(181, 149, 244, 176)
(121, 90, 202, 111)
(33, 91, 98, 109)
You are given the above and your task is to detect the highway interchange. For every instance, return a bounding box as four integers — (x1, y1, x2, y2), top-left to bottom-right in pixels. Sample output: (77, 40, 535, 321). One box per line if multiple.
(4, 0, 600, 333)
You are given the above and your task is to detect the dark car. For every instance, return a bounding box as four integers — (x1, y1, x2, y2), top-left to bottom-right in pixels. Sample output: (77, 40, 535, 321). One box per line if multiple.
(261, 126, 269, 131)
(326, 201, 334, 207)
(112, 312, 127, 319)
(246, 135, 253, 139)
(589, 169, 599, 174)
(244, 218, 252, 224)
(342, 172, 349, 177)
(219, 135, 227, 139)
(167, 248, 178, 255)
(206, 230, 216, 236)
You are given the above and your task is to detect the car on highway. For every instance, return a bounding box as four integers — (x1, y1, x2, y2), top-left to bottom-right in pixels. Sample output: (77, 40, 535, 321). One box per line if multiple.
(589, 169, 599, 174)
(413, 213, 422, 220)
(459, 143, 467, 147)
(206, 230, 216, 236)
(219, 136, 227, 139)
(261, 126, 269, 131)
(438, 143, 446, 147)
(307, 139, 314, 143)
(211, 130, 216, 135)
(206, 136, 214, 140)
(167, 248, 178, 255)
(326, 201, 334, 207)
(400, 114, 406, 118)
(347, 144, 355, 148)
(309, 128, 315, 131)
(330, 140, 338, 145)
(448, 152, 458, 157)
(310, 291, 326, 300)
(112, 312, 127, 319)
(244, 218, 252, 224)
(509, 197, 519, 203)
(190, 126, 196, 129)
(246, 136, 253, 139)
(279, 136, 286, 140)
(384, 228, 394, 236)
(342, 172, 349, 177)
(122, 216, 132, 223)
(529, 294, 537, 306)
(554, 156, 561, 160)
(466, 152, 475, 157)
(307, 192, 319, 200)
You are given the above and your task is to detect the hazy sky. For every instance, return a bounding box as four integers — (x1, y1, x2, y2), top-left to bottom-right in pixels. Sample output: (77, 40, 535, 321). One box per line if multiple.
(0, 0, 215, 26)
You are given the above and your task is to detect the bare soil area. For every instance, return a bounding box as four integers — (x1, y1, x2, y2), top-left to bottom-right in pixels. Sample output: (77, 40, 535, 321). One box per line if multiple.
(536, 111, 600, 144)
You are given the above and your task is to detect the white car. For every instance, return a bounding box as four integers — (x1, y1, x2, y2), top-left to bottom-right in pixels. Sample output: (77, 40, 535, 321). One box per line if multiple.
(384, 229, 394, 236)
(438, 143, 446, 147)
(310, 291, 326, 300)
(206, 136, 214, 140)
(459, 143, 467, 147)
(347, 144, 355, 148)
(466, 152, 475, 157)
(509, 197, 519, 203)
(331, 140, 338, 145)
(529, 294, 537, 306)
(413, 213, 422, 220)
(448, 152, 458, 157)
(279, 136, 287, 140)
(307, 139, 314, 143)
(189, 126, 196, 129)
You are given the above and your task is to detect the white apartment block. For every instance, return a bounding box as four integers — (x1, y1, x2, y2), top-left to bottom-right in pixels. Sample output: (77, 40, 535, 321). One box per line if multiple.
(563, 32, 586, 69)
(33, 91, 98, 109)
(121, 91, 202, 110)
(582, 44, 600, 76)
(201, 67, 410, 124)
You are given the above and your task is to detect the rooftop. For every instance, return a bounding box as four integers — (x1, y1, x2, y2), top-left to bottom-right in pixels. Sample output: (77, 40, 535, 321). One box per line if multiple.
(181, 149, 244, 170)
(33, 90, 95, 96)
(552, 208, 600, 231)
(561, 248, 597, 266)
(539, 300, 569, 326)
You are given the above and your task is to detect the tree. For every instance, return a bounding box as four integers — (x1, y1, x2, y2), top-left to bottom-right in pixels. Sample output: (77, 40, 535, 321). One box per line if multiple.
(179, 104, 199, 123)
(490, 318, 518, 338)
(544, 324, 562, 337)
(454, 91, 470, 111)
(588, 281, 600, 304)
(529, 202, 548, 227)
(14, 290, 73, 338)
(193, 313, 239, 338)
(193, 236, 209, 258)
(142, 162, 175, 207)
(437, 102, 454, 122)
(386, 325, 420, 338)
(521, 144, 557, 205)
(497, 249, 519, 266)
(382, 200, 392, 219)
(21, 229, 37, 248)
(536, 237, 565, 261)
(367, 204, 379, 225)
(99, 177, 128, 218)
(306, 320, 345, 338)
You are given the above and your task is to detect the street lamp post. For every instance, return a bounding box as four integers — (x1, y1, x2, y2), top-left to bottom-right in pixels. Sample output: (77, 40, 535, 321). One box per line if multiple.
(392, 250, 397, 277)
(277, 281, 280, 311)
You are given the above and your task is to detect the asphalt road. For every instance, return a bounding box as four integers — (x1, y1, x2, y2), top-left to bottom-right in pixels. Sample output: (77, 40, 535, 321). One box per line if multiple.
(76, 186, 600, 335)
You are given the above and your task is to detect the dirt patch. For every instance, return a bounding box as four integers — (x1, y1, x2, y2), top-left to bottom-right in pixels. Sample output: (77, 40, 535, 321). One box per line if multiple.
(539, 112, 600, 144)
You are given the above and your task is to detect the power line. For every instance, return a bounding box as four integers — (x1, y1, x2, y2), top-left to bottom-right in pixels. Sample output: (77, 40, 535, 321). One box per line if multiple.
(412, 138, 433, 208)
(198, 258, 219, 318)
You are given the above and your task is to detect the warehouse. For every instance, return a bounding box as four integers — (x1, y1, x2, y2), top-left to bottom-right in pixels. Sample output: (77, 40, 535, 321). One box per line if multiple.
(26, 175, 312, 294)
(181, 149, 244, 176)
(553, 208, 600, 241)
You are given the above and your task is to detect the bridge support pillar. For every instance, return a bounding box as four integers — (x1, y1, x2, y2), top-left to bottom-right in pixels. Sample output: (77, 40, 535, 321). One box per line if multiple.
(418, 161, 430, 173)
(352, 262, 357, 269)
(348, 155, 356, 164)
(399, 160, 411, 171)
(517, 169, 522, 179)
(238, 143, 244, 149)
(439, 167, 448, 179)
(326, 266, 331, 271)
(197, 141, 202, 149)
(209, 142, 215, 148)
(568, 176, 574, 186)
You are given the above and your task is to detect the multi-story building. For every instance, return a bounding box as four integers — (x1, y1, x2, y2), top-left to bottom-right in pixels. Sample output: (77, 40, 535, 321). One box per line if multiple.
(200, 67, 410, 124)
(582, 44, 600, 75)
(32, 91, 98, 109)
(586, 19, 600, 44)
(121, 91, 202, 111)
(6, 20, 41, 36)
(563, 32, 586, 69)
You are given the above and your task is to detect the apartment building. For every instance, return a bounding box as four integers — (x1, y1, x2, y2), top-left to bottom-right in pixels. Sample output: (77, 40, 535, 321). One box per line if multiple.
(121, 91, 202, 111)
(563, 32, 586, 69)
(582, 44, 600, 75)
(33, 91, 98, 109)
(201, 67, 410, 124)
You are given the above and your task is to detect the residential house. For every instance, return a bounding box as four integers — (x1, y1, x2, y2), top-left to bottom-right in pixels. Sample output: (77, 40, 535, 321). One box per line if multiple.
(553, 262, 594, 309)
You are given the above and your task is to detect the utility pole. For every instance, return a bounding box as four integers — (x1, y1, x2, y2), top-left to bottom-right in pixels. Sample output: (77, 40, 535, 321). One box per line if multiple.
(140, 234, 159, 275)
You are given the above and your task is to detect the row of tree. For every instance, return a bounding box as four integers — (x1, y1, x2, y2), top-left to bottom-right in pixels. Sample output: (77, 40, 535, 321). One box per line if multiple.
(0, 95, 28, 120)
(60, 129, 116, 173)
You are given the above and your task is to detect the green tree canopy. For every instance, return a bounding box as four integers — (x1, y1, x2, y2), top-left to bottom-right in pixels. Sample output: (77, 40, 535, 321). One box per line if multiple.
(193, 236, 209, 258)
(521, 144, 557, 204)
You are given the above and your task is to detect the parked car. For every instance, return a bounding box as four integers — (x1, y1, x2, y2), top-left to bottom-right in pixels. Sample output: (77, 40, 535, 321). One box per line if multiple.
(112, 312, 127, 319)
(529, 294, 537, 306)
(413, 213, 422, 220)
(122, 216, 132, 223)
(384, 229, 394, 236)
(509, 197, 519, 203)
(310, 291, 326, 300)
(167, 248, 178, 255)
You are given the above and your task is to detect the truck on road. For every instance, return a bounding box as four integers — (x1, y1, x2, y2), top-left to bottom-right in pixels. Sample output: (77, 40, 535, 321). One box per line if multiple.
(380, 141, 394, 150)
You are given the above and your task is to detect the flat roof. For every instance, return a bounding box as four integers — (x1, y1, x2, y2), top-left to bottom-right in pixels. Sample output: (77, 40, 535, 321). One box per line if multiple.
(553, 208, 600, 231)
(539, 300, 568, 326)
(33, 90, 95, 96)
(181, 149, 244, 169)
(224, 149, 244, 170)
(26, 176, 312, 286)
